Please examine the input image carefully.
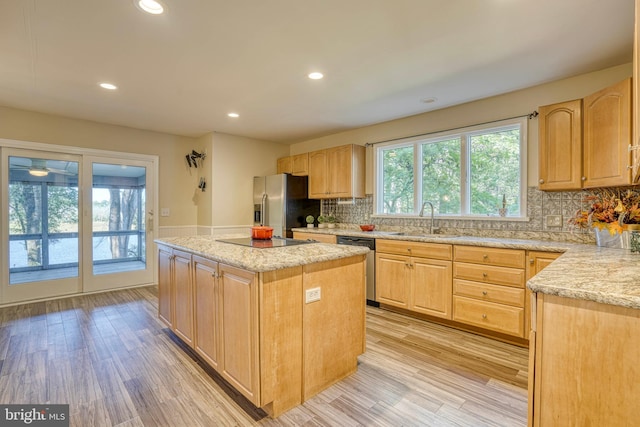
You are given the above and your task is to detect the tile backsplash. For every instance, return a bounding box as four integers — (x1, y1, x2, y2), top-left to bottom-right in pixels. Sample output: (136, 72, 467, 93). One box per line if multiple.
(321, 187, 632, 244)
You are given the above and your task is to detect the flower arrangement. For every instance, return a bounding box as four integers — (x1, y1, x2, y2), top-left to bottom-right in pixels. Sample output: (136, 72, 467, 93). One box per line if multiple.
(570, 189, 640, 234)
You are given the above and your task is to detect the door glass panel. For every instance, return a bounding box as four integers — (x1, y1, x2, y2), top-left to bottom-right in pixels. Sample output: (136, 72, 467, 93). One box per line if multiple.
(8, 156, 79, 284)
(92, 163, 146, 275)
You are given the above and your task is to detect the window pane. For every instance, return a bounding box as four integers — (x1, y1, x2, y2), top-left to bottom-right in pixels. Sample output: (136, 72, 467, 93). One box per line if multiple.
(422, 138, 461, 214)
(381, 146, 414, 214)
(469, 128, 520, 216)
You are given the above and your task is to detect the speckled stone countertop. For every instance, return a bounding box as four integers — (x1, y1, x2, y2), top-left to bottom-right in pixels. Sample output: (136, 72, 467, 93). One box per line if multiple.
(294, 227, 640, 310)
(155, 235, 369, 273)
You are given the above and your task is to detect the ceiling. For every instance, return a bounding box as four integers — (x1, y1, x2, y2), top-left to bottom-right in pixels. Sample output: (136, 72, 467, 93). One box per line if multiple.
(0, 0, 634, 144)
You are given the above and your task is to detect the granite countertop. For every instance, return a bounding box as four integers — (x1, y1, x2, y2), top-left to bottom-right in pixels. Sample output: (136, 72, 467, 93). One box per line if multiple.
(293, 227, 640, 310)
(155, 235, 369, 273)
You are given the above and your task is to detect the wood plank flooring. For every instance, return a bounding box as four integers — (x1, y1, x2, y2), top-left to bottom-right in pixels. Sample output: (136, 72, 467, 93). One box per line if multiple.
(0, 286, 528, 426)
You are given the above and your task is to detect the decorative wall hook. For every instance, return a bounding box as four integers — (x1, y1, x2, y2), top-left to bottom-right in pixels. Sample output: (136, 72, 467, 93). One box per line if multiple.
(186, 150, 207, 169)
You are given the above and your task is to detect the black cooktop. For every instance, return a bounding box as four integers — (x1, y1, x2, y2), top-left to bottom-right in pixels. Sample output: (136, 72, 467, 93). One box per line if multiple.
(217, 237, 314, 249)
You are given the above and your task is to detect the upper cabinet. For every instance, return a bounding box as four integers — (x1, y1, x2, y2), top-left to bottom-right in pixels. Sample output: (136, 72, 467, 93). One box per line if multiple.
(276, 153, 309, 176)
(538, 78, 633, 191)
(308, 144, 365, 199)
(538, 99, 583, 191)
(583, 78, 632, 188)
(634, 0, 640, 183)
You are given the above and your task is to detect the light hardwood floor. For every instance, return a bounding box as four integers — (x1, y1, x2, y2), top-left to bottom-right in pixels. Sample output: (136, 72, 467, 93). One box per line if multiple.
(0, 286, 528, 426)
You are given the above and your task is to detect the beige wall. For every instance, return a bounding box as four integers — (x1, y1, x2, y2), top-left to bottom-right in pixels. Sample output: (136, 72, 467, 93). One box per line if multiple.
(289, 63, 633, 187)
(0, 106, 198, 227)
(209, 132, 289, 227)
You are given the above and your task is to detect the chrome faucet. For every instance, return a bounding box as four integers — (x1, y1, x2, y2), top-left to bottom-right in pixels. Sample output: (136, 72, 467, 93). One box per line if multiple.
(419, 201, 436, 234)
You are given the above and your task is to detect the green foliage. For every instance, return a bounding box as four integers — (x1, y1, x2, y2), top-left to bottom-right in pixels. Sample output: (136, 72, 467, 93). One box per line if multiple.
(380, 126, 521, 216)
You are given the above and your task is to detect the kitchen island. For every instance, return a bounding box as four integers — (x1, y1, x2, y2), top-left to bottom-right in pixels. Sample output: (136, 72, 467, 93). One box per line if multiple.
(155, 235, 368, 418)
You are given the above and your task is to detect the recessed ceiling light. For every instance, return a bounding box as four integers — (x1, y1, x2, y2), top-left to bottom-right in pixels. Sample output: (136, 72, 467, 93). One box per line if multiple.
(99, 82, 117, 90)
(137, 0, 164, 15)
(228, 113, 239, 118)
(421, 97, 438, 104)
(308, 72, 324, 80)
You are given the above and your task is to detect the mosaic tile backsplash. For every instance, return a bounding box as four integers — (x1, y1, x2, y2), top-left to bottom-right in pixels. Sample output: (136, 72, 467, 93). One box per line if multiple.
(320, 187, 636, 244)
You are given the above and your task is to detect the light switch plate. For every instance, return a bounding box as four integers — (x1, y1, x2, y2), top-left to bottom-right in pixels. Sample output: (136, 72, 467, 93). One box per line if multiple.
(546, 215, 562, 227)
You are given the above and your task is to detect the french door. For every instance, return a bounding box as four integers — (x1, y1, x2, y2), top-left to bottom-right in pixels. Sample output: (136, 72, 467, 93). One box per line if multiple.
(83, 156, 155, 292)
(1, 147, 156, 304)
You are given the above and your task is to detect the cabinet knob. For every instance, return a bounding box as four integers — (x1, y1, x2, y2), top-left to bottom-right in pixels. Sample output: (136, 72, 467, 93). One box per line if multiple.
(581, 176, 586, 181)
(529, 258, 534, 264)
(539, 179, 544, 184)
(482, 272, 488, 278)
(482, 254, 488, 259)
(482, 291, 488, 296)
(482, 314, 487, 319)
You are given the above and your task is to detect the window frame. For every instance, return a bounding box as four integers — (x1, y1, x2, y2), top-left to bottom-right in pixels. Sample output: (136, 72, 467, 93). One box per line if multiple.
(374, 117, 528, 220)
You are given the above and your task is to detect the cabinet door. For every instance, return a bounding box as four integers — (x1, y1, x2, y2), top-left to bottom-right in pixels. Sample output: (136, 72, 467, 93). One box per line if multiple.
(538, 100, 583, 190)
(193, 256, 219, 370)
(583, 78, 632, 188)
(411, 258, 452, 319)
(327, 145, 352, 197)
(375, 252, 410, 308)
(219, 264, 260, 405)
(525, 251, 561, 335)
(277, 156, 292, 174)
(172, 250, 194, 347)
(291, 153, 309, 176)
(157, 245, 173, 328)
(308, 150, 328, 198)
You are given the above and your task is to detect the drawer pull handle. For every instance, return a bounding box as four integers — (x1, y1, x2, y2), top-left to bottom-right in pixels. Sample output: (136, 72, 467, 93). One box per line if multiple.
(482, 314, 487, 319)
(482, 291, 488, 296)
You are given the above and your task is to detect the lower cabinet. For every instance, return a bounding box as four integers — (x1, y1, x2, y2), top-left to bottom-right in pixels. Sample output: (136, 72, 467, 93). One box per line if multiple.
(376, 240, 452, 319)
(157, 244, 366, 416)
(529, 294, 640, 426)
(375, 239, 562, 343)
(157, 244, 194, 346)
(218, 263, 259, 404)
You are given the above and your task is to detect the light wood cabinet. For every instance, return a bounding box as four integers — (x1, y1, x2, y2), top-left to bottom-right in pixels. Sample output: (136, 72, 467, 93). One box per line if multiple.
(277, 156, 292, 174)
(158, 245, 366, 417)
(292, 153, 309, 176)
(193, 255, 220, 370)
(538, 99, 583, 190)
(635, 0, 640, 183)
(156, 244, 194, 346)
(219, 263, 260, 404)
(583, 78, 632, 188)
(277, 154, 309, 176)
(525, 251, 561, 336)
(538, 78, 633, 191)
(376, 239, 453, 319)
(529, 293, 640, 426)
(308, 144, 365, 199)
(157, 244, 173, 328)
(292, 231, 337, 244)
(453, 246, 526, 338)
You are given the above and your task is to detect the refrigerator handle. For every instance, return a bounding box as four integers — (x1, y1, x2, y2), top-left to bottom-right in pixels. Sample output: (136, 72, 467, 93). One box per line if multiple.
(261, 193, 267, 226)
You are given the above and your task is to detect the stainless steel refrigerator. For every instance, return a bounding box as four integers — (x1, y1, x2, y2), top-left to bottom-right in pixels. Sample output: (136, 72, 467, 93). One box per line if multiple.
(253, 174, 320, 238)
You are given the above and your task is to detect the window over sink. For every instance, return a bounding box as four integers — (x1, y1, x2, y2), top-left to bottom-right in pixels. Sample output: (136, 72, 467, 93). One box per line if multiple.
(374, 117, 527, 219)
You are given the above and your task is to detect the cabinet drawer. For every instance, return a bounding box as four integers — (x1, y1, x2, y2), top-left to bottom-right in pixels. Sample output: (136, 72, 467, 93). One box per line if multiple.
(453, 296, 525, 337)
(454, 246, 525, 268)
(453, 262, 524, 288)
(376, 239, 452, 260)
(453, 279, 524, 307)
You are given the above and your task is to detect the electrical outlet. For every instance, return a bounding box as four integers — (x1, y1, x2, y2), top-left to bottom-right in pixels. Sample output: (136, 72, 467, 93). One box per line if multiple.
(546, 215, 563, 227)
(160, 208, 170, 217)
(305, 287, 321, 303)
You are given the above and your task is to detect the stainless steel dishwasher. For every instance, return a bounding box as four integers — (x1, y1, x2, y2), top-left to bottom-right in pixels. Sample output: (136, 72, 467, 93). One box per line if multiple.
(336, 235, 378, 307)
